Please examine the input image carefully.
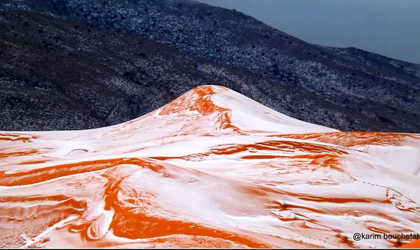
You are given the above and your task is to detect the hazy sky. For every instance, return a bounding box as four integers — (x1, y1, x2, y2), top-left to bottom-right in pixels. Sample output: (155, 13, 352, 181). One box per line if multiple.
(197, 0, 420, 64)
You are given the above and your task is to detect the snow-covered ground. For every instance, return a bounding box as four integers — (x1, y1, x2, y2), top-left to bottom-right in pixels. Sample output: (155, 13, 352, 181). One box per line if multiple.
(0, 85, 419, 248)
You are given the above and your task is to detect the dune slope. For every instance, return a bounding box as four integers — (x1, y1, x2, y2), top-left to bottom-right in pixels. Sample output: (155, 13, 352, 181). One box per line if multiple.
(0, 86, 419, 248)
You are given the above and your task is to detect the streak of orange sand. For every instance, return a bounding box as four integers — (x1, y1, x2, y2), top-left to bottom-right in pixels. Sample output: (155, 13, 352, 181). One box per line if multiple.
(400, 240, 420, 249)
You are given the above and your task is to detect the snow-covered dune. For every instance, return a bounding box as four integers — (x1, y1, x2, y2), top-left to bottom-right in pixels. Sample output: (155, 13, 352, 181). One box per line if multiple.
(0, 85, 419, 248)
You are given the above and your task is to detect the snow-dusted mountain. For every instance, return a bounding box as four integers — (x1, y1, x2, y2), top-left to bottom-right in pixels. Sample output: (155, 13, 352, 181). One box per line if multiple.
(1, 0, 420, 132)
(1, 86, 419, 248)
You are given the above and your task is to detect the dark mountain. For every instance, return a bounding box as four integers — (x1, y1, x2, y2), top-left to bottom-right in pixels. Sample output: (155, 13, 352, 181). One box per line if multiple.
(0, 0, 419, 132)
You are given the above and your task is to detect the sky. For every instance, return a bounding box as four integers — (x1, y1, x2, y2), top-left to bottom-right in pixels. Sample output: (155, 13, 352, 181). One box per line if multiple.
(196, 0, 420, 64)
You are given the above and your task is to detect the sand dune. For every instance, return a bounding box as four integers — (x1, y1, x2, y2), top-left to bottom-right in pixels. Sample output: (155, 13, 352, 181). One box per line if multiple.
(1, 86, 419, 248)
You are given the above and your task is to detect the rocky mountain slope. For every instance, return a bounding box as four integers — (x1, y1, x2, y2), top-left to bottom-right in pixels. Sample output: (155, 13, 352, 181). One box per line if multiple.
(1, 86, 419, 248)
(0, 0, 419, 132)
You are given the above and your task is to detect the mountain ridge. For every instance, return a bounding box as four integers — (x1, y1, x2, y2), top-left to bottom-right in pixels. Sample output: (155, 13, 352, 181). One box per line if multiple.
(0, 0, 419, 132)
